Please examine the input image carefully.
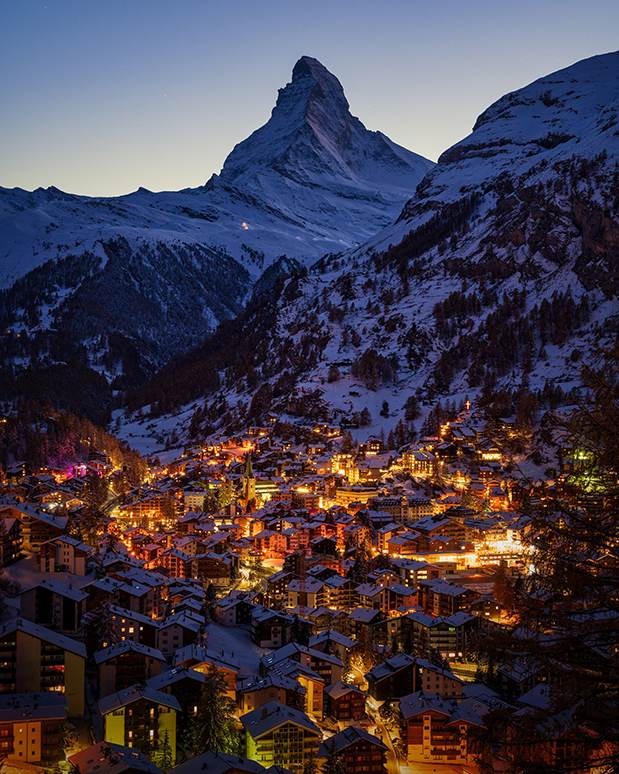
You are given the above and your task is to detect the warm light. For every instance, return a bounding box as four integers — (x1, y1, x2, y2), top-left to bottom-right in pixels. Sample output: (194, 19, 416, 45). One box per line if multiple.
(241, 222, 249, 230)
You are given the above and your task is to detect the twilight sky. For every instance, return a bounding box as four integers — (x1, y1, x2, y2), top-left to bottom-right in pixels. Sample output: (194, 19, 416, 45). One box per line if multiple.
(2, 0, 618, 197)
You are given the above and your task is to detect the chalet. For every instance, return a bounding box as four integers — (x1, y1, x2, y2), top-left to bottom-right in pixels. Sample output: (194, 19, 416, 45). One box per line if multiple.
(382, 583, 418, 613)
(308, 629, 355, 662)
(304, 607, 349, 636)
(387, 531, 423, 556)
(402, 450, 436, 477)
(0, 692, 67, 764)
(324, 681, 367, 721)
(190, 552, 233, 586)
(376, 522, 403, 552)
(356, 583, 384, 610)
(146, 666, 207, 717)
(319, 727, 387, 774)
(114, 581, 158, 618)
(236, 673, 304, 715)
(99, 686, 180, 764)
(391, 558, 442, 586)
(251, 608, 294, 649)
(19, 579, 88, 635)
(347, 608, 384, 639)
(95, 641, 165, 698)
(413, 513, 467, 542)
(0, 517, 21, 566)
(324, 576, 359, 611)
(157, 612, 203, 659)
(85, 577, 125, 609)
(108, 605, 159, 649)
(470, 595, 502, 623)
(114, 569, 167, 618)
(260, 643, 343, 686)
(38, 535, 93, 574)
(285, 578, 327, 610)
(0, 618, 86, 717)
(213, 597, 245, 627)
(0, 504, 67, 552)
(417, 578, 480, 617)
(150, 547, 190, 578)
(401, 610, 481, 659)
(118, 495, 176, 529)
(366, 654, 463, 702)
(399, 690, 483, 765)
(173, 645, 239, 697)
(241, 701, 320, 773)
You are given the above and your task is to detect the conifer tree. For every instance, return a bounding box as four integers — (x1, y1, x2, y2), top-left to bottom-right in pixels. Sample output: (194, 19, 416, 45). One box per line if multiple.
(186, 665, 238, 757)
(152, 730, 174, 774)
(322, 739, 344, 774)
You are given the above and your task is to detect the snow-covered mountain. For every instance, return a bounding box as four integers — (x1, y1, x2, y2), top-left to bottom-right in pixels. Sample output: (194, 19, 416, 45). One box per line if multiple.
(0, 56, 432, 290)
(0, 57, 433, 417)
(125, 51, 619, 449)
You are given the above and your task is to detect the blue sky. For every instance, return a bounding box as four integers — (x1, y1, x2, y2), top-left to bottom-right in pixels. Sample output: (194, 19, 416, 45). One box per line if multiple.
(2, 0, 618, 196)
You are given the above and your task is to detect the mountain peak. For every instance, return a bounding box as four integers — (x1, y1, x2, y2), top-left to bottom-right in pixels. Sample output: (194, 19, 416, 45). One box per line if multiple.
(291, 55, 339, 85)
(219, 56, 432, 192)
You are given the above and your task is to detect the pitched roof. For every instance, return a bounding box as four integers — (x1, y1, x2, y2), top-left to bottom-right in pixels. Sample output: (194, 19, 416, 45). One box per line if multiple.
(0, 693, 67, 722)
(171, 751, 264, 774)
(0, 618, 86, 657)
(146, 667, 208, 691)
(324, 680, 367, 700)
(94, 640, 165, 665)
(240, 700, 320, 738)
(69, 742, 164, 774)
(99, 685, 181, 715)
(319, 726, 386, 755)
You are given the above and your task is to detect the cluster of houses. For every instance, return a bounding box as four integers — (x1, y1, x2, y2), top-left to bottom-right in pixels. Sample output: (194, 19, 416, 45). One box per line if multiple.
(0, 415, 599, 773)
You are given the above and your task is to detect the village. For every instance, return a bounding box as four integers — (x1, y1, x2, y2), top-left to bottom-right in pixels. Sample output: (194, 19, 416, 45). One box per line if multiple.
(0, 409, 589, 774)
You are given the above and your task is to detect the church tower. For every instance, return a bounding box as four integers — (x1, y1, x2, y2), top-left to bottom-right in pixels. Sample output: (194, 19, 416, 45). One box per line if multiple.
(243, 453, 256, 505)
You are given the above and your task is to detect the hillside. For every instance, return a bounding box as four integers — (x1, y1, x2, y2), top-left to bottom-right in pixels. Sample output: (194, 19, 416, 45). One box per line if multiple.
(122, 50, 619, 450)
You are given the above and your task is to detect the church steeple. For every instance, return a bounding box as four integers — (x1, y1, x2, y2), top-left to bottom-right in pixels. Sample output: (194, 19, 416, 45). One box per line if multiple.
(243, 453, 256, 506)
(244, 453, 255, 481)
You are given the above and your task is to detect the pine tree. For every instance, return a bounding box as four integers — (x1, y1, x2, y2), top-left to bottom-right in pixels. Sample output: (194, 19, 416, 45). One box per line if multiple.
(217, 479, 236, 509)
(289, 685, 306, 713)
(342, 648, 353, 682)
(187, 665, 238, 756)
(152, 730, 174, 774)
(359, 407, 372, 426)
(303, 752, 319, 774)
(322, 739, 344, 774)
(83, 601, 117, 655)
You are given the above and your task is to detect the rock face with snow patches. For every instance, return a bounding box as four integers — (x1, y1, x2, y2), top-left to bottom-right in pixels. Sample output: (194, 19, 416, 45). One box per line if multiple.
(0, 57, 433, 414)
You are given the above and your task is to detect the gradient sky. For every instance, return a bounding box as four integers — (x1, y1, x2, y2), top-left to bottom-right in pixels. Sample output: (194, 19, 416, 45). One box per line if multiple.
(2, 0, 619, 197)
